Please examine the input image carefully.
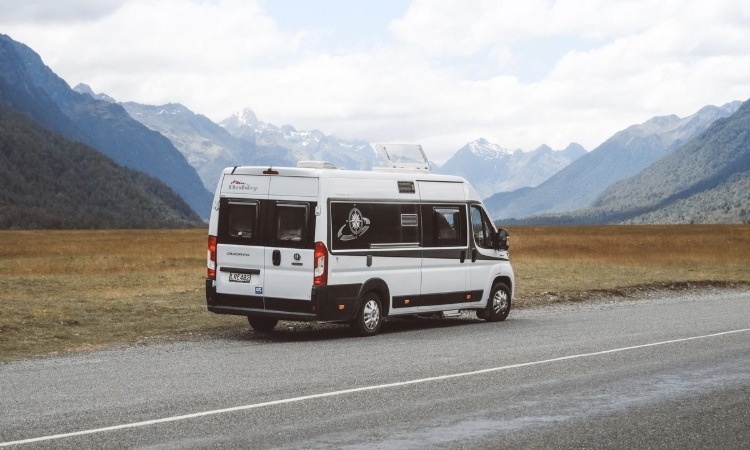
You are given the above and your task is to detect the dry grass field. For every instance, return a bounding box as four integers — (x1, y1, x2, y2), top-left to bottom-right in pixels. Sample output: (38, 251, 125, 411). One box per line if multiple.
(1, 225, 748, 361)
(509, 225, 750, 305)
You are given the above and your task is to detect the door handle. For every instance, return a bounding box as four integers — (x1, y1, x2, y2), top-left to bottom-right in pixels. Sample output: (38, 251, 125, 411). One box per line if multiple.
(272, 249, 281, 266)
(460, 249, 466, 263)
(471, 249, 478, 263)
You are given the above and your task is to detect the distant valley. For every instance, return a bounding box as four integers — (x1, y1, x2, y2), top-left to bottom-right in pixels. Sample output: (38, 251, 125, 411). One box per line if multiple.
(484, 101, 743, 222)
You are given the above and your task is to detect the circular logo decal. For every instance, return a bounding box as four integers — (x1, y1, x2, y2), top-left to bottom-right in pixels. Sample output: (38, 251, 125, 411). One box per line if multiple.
(337, 207, 370, 241)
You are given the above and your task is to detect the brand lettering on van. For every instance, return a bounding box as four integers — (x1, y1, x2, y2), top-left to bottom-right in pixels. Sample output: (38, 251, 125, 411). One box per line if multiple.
(227, 180, 258, 192)
(227, 252, 251, 257)
(337, 207, 370, 241)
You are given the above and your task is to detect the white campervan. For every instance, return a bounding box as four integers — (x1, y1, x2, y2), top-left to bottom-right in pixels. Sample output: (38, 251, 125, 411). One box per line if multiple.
(205, 144, 514, 336)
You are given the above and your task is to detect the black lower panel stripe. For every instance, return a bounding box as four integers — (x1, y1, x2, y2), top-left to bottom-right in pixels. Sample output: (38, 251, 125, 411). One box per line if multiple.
(393, 290, 483, 308)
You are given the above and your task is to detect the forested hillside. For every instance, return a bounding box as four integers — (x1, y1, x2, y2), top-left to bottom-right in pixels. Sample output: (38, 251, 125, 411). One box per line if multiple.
(588, 98, 750, 224)
(0, 34, 212, 218)
(0, 109, 204, 229)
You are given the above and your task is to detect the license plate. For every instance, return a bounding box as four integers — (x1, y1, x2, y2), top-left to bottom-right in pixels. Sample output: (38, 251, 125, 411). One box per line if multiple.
(229, 272, 253, 283)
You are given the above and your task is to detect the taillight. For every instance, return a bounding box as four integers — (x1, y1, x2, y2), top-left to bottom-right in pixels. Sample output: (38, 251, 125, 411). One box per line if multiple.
(313, 241, 328, 286)
(207, 235, 217, 279)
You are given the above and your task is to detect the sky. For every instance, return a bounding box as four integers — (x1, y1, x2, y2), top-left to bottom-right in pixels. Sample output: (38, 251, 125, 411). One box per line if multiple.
(2, 0, 750, 163)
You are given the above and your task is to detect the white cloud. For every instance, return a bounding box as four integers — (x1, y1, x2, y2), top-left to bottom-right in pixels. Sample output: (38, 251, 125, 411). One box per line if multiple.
(0, 0, 124, 24)
(1, 0, 750, 163)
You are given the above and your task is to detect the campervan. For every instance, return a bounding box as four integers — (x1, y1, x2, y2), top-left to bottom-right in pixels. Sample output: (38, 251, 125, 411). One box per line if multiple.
(205, 144, 513, 336)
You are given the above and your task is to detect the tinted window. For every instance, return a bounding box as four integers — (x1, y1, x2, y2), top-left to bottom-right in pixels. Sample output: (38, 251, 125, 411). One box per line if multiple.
(429, 206, 466, 247)
(272, 203, 310, 248)
(331, 202, 420, 250)
(471, 205, 495, 250)
(218, 199, 260, 245)
(218, 199, 315, 248)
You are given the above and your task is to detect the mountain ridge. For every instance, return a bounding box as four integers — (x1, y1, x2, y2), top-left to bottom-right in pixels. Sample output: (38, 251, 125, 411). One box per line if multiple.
(503, 98, 750, 225)
(115, 101, 380, 191)
(590, 98, 750, 223)
(434, 138, 586, 198)
(484, 100, 742, 220)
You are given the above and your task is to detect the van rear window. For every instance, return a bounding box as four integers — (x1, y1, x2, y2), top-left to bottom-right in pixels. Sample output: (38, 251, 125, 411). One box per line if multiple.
(228, 201, 258, 238)
(218, 198, 316, 249)
(272, 202, 312, 248)
(218, 199, 261, 245)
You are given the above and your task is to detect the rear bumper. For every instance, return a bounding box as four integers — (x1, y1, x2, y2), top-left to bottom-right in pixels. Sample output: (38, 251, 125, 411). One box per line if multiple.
(205, 279, 360, 322)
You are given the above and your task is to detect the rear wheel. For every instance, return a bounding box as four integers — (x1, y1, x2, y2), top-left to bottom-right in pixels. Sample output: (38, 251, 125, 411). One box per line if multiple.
(247, 316, 278, 332)
(483, 282, 511, 322)
(351, 292, 383, 336)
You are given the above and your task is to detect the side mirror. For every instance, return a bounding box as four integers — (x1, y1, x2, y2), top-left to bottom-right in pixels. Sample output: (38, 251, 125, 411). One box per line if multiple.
(495, 228, 509, 251)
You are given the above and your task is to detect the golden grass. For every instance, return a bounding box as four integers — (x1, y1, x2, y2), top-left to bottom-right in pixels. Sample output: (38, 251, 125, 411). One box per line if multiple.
(509, 225, 750, 305)
(0, 230, 245, 362)
(0, 225, 748, 361)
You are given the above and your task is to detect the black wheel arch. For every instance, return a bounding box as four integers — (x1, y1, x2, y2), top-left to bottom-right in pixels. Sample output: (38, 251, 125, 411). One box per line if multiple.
(357, 278, 390, 317)
(493, 276, 513, 299)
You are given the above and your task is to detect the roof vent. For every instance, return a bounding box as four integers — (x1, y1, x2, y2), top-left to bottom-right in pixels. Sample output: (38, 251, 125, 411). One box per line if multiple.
(374, 144, 430, 172)
(297, 161, 338, 169)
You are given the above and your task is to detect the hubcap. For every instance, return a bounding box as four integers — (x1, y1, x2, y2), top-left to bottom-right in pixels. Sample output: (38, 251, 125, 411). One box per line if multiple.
(363, 299, 380, 330)
(493, 289, 508, 315)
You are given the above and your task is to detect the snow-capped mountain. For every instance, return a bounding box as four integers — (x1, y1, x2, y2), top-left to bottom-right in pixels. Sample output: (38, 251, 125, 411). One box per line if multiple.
(221, 108, 378, 171)
(117, 101, 249, 191)
(435, 138, 586, 198)
(115, 97, 581, 197)
(112, 100, 378, 190)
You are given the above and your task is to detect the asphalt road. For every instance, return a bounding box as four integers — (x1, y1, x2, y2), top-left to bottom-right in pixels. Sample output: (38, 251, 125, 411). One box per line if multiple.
(1, 288, 749, 449)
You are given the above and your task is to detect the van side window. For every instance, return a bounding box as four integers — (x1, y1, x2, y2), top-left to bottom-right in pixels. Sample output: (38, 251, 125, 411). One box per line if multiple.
(223, 199, 259, 241)
(330, 202, 419, 250)
(471, 205, 495, 250)
(432, 207, 464, 247)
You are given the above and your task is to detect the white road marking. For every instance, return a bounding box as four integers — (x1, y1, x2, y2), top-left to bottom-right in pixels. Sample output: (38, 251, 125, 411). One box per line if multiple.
(2, 328, 748, 447)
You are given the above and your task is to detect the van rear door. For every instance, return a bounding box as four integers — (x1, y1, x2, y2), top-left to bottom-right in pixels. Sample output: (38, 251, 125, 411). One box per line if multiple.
(262, 200, 316, 303)
(261, 176, 318, 306)
(215, 174, 270, 300)
(216, 174, 318, 308)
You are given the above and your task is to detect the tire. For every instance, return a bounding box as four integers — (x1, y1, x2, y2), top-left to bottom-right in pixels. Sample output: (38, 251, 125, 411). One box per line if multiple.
(351, 291, 383, 336)
(247, 316, 278, 332)
(483, 282, 511, 322)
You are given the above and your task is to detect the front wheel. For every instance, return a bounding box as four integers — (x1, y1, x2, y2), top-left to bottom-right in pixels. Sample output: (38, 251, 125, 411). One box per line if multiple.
(483, 282, 511, 322)
(247, 316, 279, 332)
(351, 292, 383, 336)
